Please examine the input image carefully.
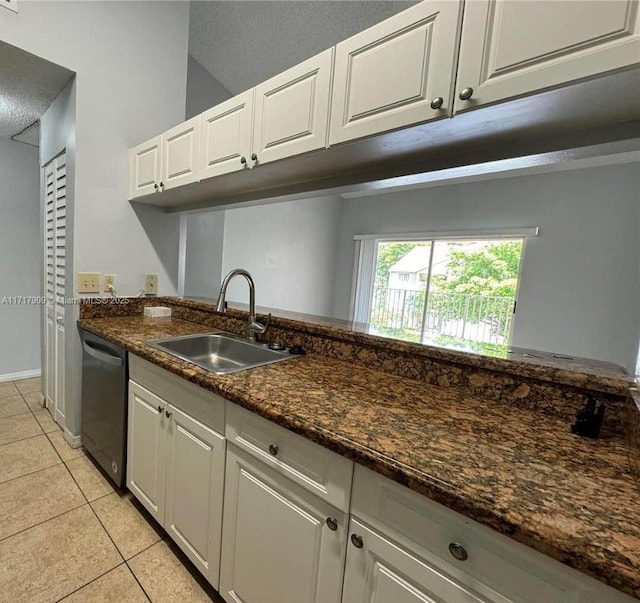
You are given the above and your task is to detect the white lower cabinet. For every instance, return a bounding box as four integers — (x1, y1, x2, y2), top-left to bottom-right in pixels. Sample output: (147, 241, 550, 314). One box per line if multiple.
(343, 517, 494, 603)
(127, 357, 632, 603)
(219, 444, 348, 603)
(127, 381, 166, 523)
(127, 375, 226, 588)
(347, 465, 634, 603)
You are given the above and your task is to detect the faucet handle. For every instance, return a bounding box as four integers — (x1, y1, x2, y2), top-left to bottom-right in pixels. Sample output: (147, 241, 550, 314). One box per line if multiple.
(247, 313, 271, 340)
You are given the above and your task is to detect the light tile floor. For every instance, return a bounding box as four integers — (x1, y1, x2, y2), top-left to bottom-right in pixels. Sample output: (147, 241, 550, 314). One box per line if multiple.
(0, 377, 224, 603)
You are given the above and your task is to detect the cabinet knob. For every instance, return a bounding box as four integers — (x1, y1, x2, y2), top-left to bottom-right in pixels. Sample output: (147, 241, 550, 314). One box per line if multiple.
(326, 517, 338, 531)
(268, 444, 279, 456)
(157, 405, 163, 413)
(240, 156, 247, 165)
(448, 542, 468, 561)
(251, 153, 258, 162)
(165, 410, 172, 418)
(153, 183, 159, 191)
(459, 87, 474, 101)
(159, 181, 165, 190)
(350, 534, 364, 549)
(430, 97, 444, 110)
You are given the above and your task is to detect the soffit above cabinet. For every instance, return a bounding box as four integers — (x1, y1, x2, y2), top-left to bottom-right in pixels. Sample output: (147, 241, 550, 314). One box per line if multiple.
(134, 67, 640, 212)
(133, 0, 640, 211)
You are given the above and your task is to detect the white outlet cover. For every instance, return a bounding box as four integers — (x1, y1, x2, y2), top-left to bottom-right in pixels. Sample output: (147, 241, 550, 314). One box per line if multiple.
(145, 274, 158, 294)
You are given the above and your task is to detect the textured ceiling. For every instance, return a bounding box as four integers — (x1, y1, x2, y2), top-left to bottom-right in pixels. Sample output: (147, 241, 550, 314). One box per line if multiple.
(0, 40, 74, 142)
(189, 0, 417, 95)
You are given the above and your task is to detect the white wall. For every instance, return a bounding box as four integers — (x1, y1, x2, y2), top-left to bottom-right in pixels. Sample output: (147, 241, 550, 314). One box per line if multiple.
(333, 164, 640, 370)
(0, 140, 41, 376)
(0, 1, 190, 435)
(220, 196, 342, 316)
(186, 55, 232, 120)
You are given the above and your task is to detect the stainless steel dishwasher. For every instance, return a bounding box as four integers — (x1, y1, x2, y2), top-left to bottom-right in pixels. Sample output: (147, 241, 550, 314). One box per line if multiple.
(80, 329, 128, 487)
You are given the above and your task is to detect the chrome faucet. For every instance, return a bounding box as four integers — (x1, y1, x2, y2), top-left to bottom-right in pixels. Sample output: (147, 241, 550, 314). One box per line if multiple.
(216, 269, 269, 342)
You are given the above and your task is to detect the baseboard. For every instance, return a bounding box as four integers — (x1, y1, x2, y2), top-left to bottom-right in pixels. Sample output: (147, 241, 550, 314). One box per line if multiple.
(64, 426, 82, 449)
(0, 369, 41, 383)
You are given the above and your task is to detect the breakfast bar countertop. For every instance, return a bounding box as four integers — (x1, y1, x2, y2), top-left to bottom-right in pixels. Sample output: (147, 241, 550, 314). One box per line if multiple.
(78, 315, 640, 599)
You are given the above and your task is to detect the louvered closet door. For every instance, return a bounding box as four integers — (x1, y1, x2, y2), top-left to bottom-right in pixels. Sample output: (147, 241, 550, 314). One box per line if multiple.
(44, 162, 56, 411)
(43, 153, 66, 425)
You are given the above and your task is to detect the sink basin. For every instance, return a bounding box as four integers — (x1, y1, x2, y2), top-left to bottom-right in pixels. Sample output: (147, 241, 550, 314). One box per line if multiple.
(146, 332, 296, 375)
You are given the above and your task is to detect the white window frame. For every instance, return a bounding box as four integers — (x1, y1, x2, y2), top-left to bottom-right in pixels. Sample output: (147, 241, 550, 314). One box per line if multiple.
(349, 228, 539, 341)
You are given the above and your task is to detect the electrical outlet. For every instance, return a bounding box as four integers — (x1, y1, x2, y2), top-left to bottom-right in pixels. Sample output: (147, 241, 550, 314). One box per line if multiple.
(103, 274, 116, 292)
(78, 272, 101, 294)
(145, 274, 158, 295)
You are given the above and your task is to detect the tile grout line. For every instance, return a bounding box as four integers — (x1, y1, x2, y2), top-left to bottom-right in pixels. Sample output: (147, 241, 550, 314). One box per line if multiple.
(86, 489, 161, 601)
(0, 458, 64, 487)
(51, 562, 134, 603)
(8, 380, 153, 602)
(0, 500, 89, 545)
(84, 491, 157, 602)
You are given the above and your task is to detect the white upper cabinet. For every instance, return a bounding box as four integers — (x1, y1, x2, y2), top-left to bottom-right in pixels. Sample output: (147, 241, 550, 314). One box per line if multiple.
(130, 135, 162, 199)
(454, 0, 640, 112)
(200, 90, 254, 180)
(161, 116, 200, 190)
(329, 0, 463, 145)
(253, 49, 334, 166)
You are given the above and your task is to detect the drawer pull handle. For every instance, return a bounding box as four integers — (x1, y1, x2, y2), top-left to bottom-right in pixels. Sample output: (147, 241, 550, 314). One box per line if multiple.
(430, 97, 444, 110)
(326, 517, 338, 531)
(268, 444, 279, 456)
(448, 542, 468, 561)
(351, 534, 364, 549)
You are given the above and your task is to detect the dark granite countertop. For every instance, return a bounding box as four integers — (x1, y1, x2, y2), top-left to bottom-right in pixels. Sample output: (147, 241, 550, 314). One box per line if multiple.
(78, 315, 640, 599)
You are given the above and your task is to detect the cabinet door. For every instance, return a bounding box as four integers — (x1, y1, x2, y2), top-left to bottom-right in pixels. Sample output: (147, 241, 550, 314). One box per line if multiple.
(342, 518, 493, 603)
(454, 0, 640, 113)
(127, 381, 167, 524)
(329, 0, 462, 145)
(161, 116, 200, 190)
(164, 404, 226, 589)
(220, 445, 347, 603)
(253, 49, 333, 165)
(129, 135, 162, 199)
(200, 90, 254, 180)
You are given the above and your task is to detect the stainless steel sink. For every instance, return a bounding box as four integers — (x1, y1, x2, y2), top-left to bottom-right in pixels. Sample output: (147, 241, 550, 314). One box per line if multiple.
(146, 332, 295, 375)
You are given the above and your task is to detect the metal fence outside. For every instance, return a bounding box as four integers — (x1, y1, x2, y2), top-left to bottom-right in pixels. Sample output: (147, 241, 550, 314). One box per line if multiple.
(370, 288, 514, 345)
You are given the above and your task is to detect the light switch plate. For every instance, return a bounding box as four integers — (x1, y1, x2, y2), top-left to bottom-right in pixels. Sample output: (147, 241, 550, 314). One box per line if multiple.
(78, 272, 101, 294)
(145, 274, 158, 295)
(103, 274, 116, 292)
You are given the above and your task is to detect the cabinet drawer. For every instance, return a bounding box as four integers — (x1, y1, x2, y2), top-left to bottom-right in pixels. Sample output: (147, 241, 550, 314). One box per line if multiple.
(225, 403, 353, 511)
(130, 355, 225, 434)
(352, 465, 633, 603)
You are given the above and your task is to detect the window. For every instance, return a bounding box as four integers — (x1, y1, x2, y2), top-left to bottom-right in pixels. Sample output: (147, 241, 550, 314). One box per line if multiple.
(352, 231, 534, 354)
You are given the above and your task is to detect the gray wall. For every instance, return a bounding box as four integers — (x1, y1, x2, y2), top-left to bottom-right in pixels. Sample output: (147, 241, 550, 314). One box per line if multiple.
(186, 55, 232, 120)
(183, 211, 226, 298)
(1, 0, 190, 436)
(0, 140, 41, 376)
(219, 196, 343, 316)
(333, 163, 640, 370)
